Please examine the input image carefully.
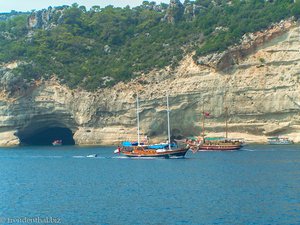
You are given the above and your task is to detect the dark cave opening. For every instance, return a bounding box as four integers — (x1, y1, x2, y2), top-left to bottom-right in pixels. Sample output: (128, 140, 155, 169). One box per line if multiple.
(19, 127, 75, 146)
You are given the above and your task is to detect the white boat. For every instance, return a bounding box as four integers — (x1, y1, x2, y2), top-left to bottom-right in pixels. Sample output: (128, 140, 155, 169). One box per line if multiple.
(52, 140, 62, 146)
(267, 136, 294, 145)
(86, 154, 98, 158)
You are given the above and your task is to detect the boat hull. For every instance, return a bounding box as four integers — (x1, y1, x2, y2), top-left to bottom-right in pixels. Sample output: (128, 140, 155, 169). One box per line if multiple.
(267, 137, 294, 145)
(52, 143, 62, 146)
(122, 148, 189, 158)
(268, 140, 294, 145)
(199, 144, 241, 151)
(268, 142, 293, 145)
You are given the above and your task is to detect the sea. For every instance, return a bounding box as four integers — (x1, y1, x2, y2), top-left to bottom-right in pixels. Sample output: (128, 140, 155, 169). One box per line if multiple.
(0, 145, 299, 225)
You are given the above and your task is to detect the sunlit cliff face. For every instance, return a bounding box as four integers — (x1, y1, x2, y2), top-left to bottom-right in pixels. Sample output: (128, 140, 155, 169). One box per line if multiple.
(0, 21, 300, 146)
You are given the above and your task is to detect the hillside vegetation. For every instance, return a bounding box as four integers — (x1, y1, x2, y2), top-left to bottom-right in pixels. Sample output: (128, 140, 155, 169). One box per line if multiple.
(0, 0, 300, 91)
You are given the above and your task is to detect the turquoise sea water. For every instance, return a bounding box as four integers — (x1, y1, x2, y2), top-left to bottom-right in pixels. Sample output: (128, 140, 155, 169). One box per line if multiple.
(0, 145, 300, 225)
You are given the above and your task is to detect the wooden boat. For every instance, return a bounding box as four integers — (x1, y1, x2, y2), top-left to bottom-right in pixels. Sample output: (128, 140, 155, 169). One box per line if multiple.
(121, 145, 189, 158)
(199, 137, 242, 151)
(196, 106, 243, 151)
(267, 136, 294, 145)
(119, 94, 190, 158)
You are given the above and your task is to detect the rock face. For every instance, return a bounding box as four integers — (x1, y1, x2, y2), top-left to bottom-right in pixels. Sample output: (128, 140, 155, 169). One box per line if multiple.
(163, 0, 184, 23)
(196, 20, 295, 71)
(27, 6, 68, 30)
(0, 21, 300, 146)
(183, 2, 201, 21)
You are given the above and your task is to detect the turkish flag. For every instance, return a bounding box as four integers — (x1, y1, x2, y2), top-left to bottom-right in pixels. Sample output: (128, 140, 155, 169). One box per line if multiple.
(203, 112, 210, 117)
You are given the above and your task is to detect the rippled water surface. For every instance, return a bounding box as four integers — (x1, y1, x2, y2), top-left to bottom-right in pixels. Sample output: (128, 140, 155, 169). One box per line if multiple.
(0, 145, 300, 224)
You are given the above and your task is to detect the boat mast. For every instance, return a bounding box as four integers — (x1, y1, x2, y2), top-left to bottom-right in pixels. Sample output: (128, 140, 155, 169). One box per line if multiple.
(225, 106, 228, 139)
(202, 100, 205, 139)
(136, 93, 140, 146)
(202, 106, 205, 140)
(167, 94, 171, 150)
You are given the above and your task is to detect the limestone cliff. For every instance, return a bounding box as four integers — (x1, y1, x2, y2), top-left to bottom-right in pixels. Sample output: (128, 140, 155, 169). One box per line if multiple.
(27, 6, 68, 30)
(0, 20, 300, 146)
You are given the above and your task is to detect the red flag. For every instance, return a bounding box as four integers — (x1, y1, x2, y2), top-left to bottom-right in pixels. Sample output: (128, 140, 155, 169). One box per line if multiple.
(203, 112, 210, 117)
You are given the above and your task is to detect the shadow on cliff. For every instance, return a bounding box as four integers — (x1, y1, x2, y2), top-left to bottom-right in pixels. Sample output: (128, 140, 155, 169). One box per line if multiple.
(17, 127, 75, 146)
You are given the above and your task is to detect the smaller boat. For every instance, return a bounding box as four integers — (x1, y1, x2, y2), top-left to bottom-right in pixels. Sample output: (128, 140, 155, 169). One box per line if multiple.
(86, 154, 98, 158)
(199, 137, 242, 151)
(191, 105, 243, 151)
(52, 140, 62, 146)
(267, 136, 294, 145)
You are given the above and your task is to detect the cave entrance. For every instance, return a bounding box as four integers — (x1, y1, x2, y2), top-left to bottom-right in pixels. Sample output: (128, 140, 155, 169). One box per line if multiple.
(18, 127, 75, 146)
